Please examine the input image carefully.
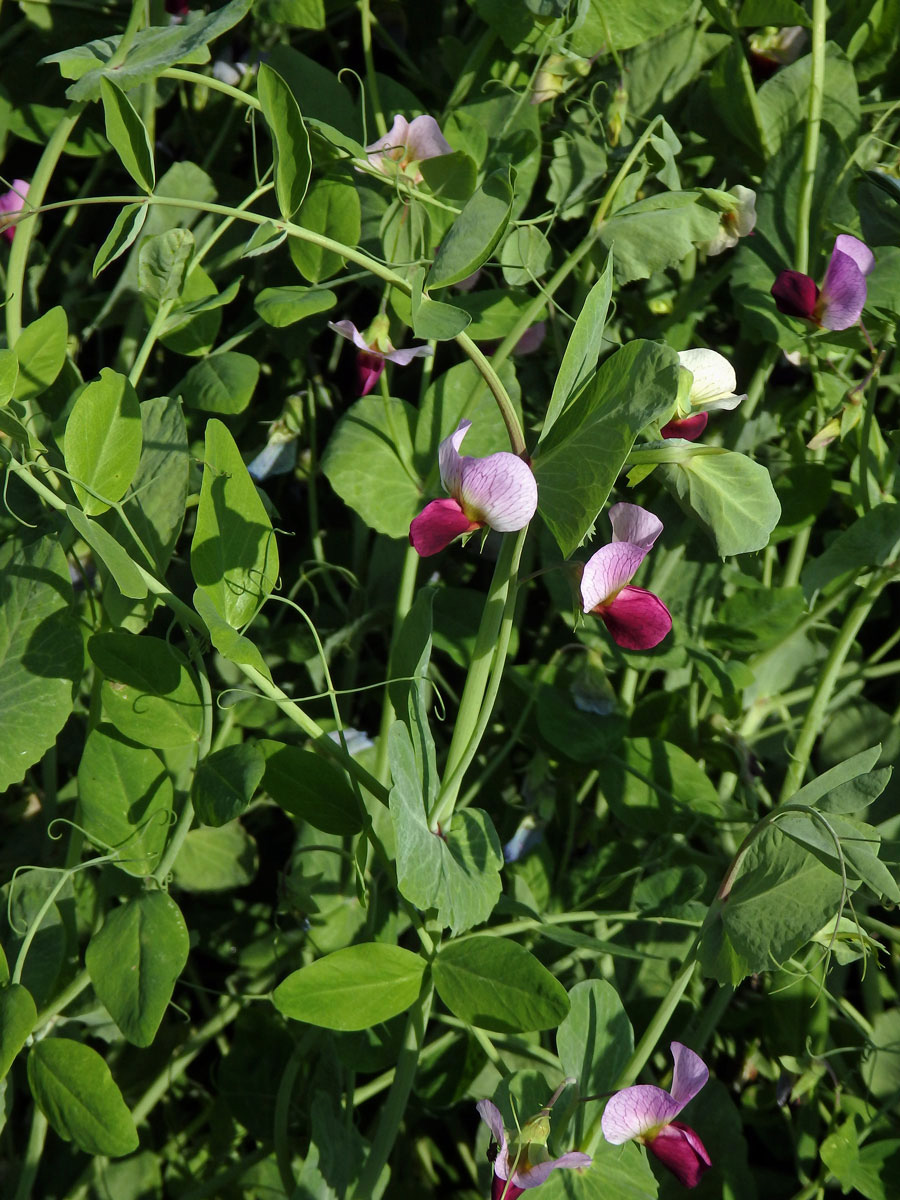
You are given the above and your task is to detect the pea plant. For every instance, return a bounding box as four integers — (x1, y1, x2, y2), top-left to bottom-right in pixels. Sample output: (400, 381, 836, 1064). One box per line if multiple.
(1, 1, 899, 1198)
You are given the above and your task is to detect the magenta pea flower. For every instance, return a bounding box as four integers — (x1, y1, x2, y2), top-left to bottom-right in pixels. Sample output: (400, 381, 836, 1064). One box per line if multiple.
(476, 1097, 591, 1199)
(771, 235, 875, 331)
(329, 316, 432, 398)
(580, 504, 672, 651)
(365, 114, 453, 184)
(0, 179, 29, 244)
(409, 420, 538, 557)
(602, 1042, 711, 1189)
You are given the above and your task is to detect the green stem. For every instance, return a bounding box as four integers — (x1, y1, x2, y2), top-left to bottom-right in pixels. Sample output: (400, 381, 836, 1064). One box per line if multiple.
(35, 966, 92, 1029)
(11, 869, 72, 985)
(431, 529, 526, 828)
(795, 0, 826, 273)
(455, 332, 526, 455)
(13, 1105, 48, 1200)
(352, 976, 434, 1199)
(273, 1042, 307, 1195)
(779, 574, 889, 802)
(162, 65, 261, 110)
(374, 543, 420, 784)
(128, 296, 175, 387)
(360, 0, 387, 138)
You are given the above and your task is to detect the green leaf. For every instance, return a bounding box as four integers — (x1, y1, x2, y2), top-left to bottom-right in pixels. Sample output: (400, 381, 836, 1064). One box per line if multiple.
(788, 747, 886, 812)
(257, 63, 311, 220)
(0, 348, 19, 406)
(658, 450, 782, 556)
(77, 724, 173, 876)
(758, 43, 859, 158)
(49, 0, 255, 101)
(138, 228, 194, 304)
(260, 740, 363, 835)
(89, 632, 203, 749)
(419, 151, 477, 203)
(263, 0, 326, 29)
(432, 936, 570, 1032)
(0, 875, 65, 1009)
(321, 396, 421, 538)
(389, 723, 501, 935)
(100, 76, 155, 191)
(596, 192, 720, 284)
(272, 944, 426, 1031)
(410, 275, 472, 340)
(178, 352, 260, 415)
(556, 980, 633, 1146)
(254, 285, 337, 327)
(737, 0, 811, 25)
(534, 340, 680, 557)
(171, 821, 258, 892)
(192, 587, 272, 680)
(85, 891, 189, 1046)
(193, 742, 266, 826)
(698, 827, 846, 986)
(541, 257, 613, 443)
(190, 418, 280, 629)
(0, 985, 37, 1080)
(27, 1039, 138, 1157)
(426, 168, 514, 289)
(13, 307, 68, 403)
(413, 360, 522, 479)
(778, 809, 900, 903)
(571, 0, 692, 54)
(65, 505, 149, 599)
(801, 503, 900, 600)
(64, 368, 142, 515)
(537, 1139, 657, 1200)
(0, 536, 83, 793)
(93, 203, 149, 276)
(602, 738, 722, 831)
(499, 225, 551, 286)
(288, 178, 361, 283)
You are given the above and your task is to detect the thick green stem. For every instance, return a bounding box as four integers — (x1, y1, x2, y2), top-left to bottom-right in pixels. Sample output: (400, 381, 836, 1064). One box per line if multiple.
(779, 575, 889, 802)
(374, 543, 420, 784)
(455, 332, 526, 454)
(431, 531, 525, 827)
(795, 0, 826, 273)
(13, 1105, 48, 1200)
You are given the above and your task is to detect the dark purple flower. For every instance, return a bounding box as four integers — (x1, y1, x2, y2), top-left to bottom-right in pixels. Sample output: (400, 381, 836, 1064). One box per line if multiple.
(601, 1042, 711, 1189)
(771, 235, 875, 331)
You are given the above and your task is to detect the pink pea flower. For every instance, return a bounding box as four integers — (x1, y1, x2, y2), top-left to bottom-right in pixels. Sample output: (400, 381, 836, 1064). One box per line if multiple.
(409, 419, 538, 557)
(580, 504, 672, 651)
(661, 348, 745, 441)
(0, 179, 29, 244)
(329, 317, 432, 397)
(477, 1098, 591, 1199)
(602, 1042, 711, 1189)
(365, 114, 453, 184)
(771, 235, 875, 331)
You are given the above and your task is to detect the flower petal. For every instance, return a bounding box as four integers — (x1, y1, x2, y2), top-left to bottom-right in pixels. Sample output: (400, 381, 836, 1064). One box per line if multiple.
(677, 348, 739, 407)
(660, 412, 709, 441)
(580, 543, 647, 612)
(329, 320, 372, 353)
(600, 586, 672, 651)
(404, 115, 453, 162)
(819, 237, 873, 330)
(512, 1151, 593, 1189)
(771, 270, 819, 321)
(381, 343, 433, 366)
(356, 351, 384, 397)
(438, 419, 471, 495)
(647, 1122, 711, 1188)
(409, 498, 480, 557)
(365, 114, 410, 165)
(492, 1177, 524, 1200)
(601, 1084, 681, 1144)
(458, 452, 538, 532)
(731, 185, 757, 237)
(476, 1100, 507, 1149)
(608, 503, 663, 550)
(0, 180, 28, 244)
(669, 1042, 709, 1110)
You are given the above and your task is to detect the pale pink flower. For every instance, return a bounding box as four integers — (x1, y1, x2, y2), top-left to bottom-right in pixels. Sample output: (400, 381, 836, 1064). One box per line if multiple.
(0, 179, 29, 244)
(329, 318, 432, 397)
(580, 503, 672, 650)
(477, 1099, 591, 1199)
(700, 185, 757, 256)
(409, 420, 537, 557)
(602, 1042, 710, 1188)
(661, 348, 745, 440)
(365, 114, 452, 183)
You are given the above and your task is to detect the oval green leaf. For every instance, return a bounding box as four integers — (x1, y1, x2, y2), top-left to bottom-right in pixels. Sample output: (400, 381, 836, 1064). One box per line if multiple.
(432, 936, 569, 1032)
(27, 1038, 139, 1157)
(426, 168, 514, 290)
(0, 348, 19, 406)
(193, 742, 266, 827)
(254, 285, 337, 327)
(178, 352, 260, 414)
(288, 177, 361, 283)
(100, 76, 155, 192)
(64, 367, 142, 516)
(89, 632, 204, 749)
(260, 740, 363, 835)
(85, 891, 189, 1047)
(13, 306, 68, 404)
(0, 984, 37, 1079)
(257, 62, 311, 220)
(272, 944, 426, 1030)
